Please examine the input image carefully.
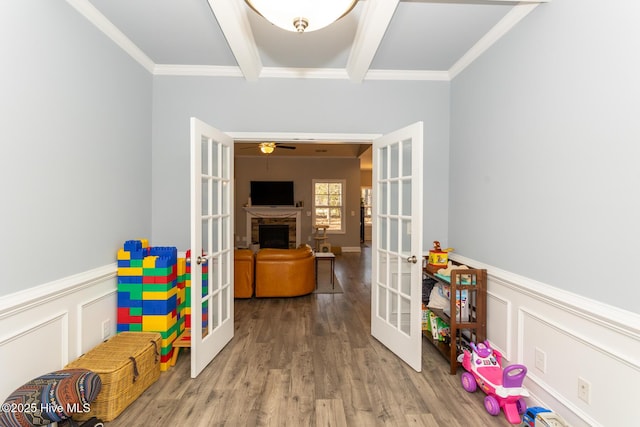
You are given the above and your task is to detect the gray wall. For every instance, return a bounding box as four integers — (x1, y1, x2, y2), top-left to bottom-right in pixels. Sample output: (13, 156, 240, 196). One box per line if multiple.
(449, 0, 640, 312)
(0, 1, 153, 296)
(151, 77, 451, 253)
(235, 156, 361, 248)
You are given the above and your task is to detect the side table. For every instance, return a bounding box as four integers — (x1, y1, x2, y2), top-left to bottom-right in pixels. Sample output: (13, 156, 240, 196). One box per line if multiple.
(315, 252, 336, 289)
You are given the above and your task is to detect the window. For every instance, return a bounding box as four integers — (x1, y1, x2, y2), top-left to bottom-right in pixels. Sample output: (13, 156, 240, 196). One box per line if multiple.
(361, 187, 372, 225)
(313, 179, 345, 233)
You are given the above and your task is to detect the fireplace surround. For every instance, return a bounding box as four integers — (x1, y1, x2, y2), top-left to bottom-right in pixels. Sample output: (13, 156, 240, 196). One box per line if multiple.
(244, 207, 302, 249)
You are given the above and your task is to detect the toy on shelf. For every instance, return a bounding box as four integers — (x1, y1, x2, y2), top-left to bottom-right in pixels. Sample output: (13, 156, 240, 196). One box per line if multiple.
(457, 340, 529, 424)
(426, 241, 454, 272)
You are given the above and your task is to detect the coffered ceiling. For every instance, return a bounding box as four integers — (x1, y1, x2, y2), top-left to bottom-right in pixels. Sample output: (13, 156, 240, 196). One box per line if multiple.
(71, 0, 548, 161)
(79, 0, 548, 82)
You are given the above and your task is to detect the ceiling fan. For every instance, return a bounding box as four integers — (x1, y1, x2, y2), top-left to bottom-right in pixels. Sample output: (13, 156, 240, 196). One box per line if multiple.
(243, 142, 297, 154)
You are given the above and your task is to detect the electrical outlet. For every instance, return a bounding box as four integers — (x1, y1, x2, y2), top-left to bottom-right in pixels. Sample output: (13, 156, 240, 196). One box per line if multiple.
(101, 319, 111, 340)
(534, 347, 546, 373)
(578, 377, 591, 404)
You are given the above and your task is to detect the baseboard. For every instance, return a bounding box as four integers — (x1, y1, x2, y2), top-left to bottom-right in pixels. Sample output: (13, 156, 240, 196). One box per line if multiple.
(341, 246, 362, 253)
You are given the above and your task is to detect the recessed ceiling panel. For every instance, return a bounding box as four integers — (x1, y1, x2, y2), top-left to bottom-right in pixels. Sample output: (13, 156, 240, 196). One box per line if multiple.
(245, 2, 363, 69)
(371, 2, 513, 70)
(88, 0, 237, 65)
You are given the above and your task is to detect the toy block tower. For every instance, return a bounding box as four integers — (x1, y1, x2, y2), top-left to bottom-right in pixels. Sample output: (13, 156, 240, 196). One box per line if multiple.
(141, 246, 178, 371)
(117, 240, 180, 371)
(116, 239, 149, 332)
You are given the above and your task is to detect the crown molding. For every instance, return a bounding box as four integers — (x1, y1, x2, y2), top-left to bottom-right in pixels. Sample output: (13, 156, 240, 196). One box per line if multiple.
(365, 69, 450, 81)
(154, 65, 245, 77)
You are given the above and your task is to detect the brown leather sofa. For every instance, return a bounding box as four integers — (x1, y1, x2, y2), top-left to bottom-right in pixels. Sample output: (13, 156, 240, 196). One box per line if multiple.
(234, 249, 255, 298)
(255, 244, 315, 297)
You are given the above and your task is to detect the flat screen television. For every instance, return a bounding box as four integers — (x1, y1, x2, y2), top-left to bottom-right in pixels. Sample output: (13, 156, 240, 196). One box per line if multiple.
(250, 181, 294, 206)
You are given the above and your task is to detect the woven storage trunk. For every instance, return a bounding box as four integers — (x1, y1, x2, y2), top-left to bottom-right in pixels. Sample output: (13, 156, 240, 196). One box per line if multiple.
(65, 332, 161, 421)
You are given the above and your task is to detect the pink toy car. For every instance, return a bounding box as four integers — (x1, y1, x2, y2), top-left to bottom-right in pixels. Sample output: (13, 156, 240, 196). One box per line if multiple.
(458, 341, 529, 424)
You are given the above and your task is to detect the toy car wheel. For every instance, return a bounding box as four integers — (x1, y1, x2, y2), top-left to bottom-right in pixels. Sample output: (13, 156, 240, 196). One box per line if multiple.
(461, 372, 477, 392)
(516, 397, 527, 415)
(484, 395, 501, 416)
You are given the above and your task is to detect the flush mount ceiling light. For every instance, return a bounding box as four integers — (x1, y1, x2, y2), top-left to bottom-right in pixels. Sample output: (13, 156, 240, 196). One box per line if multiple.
(259, 142, 276, 154)
(245, 0, 358, 33)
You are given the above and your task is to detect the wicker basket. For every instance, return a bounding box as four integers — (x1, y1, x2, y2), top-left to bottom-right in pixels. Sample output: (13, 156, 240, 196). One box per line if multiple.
(65, 332, 162, 421)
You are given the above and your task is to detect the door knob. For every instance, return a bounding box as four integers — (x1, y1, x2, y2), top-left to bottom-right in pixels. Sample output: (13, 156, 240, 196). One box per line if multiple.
(406, 255, 417, 264)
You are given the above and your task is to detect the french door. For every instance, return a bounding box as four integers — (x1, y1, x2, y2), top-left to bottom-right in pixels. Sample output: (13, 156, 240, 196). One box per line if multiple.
(189, 117, 234, 378)
(371, 122, 424, 372)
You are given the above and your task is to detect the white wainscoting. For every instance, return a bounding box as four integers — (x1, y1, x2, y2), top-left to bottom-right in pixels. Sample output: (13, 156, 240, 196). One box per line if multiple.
(450, 254, 640, 427)
(0, 264, 117, 402)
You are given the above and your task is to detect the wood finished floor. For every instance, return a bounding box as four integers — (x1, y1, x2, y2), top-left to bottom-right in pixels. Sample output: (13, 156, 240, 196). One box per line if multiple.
(107, 247, 512, 426)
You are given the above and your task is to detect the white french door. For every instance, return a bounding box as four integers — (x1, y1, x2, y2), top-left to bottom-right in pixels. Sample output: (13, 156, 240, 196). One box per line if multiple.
(371, 122, 424, 372)
(189, 117, 234, 378)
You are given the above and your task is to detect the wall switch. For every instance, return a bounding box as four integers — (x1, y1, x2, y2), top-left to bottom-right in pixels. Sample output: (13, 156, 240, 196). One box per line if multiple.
(534, 347, 546, 373)
(102, 319, 111, 340)
(578, 377, 591, 404)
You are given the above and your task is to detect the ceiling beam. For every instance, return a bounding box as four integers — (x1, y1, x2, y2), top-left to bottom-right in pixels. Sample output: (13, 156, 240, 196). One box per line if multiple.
(65, 0, 155, 73)
(207, 0, 262, 81)
(448, 2, 541, 79)
(346, 0, 400, 83)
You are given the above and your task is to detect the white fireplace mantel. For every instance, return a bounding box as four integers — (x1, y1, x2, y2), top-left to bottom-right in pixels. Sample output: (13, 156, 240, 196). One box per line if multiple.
(244, 206, 303, 247)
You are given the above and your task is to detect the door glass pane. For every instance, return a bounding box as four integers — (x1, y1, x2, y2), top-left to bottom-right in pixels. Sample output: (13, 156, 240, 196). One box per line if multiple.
(222, 181, 229, 215)
(211, 141, 219, 177)
(402, 139, 412, 177)
(402, 180, 411, 216)
(390, 264, 398, 291)
(201, 260, 209, 298)
(380, 147, 388, 179)
(210, 256, 219, 291)
(201, 178, 209, 216)
(214, 219, 219, 256)
(201, 136, 209, 175)
(402, 219, 411, 254)
(390, 218, 399, 254)
(390, 143, 399, 179)
(400, 265, 411, 296)
(400, 296, 411, 334)
(390, 181, 398, 215)
(222, 287, 229, 322)
(379, 218, 387, 250)
(211, 293, 220, 329)
(222, 217, 229, 252)
(202, 220, 209, 256)
(380, 182, 387, 215)
(221, 145, 229, 179)
(202, 298, 209, 338)
(377, 286, 387, 320)
(211, 180, 219, 215)
(377, 252, 387, 288)
(389, 292, 398, 327)
(221, 251, 229, 287)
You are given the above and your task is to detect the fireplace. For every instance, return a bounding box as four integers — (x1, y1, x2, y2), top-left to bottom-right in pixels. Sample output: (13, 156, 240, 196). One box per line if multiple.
(259, 224, 289, 249)
(244, 207, 302, 248)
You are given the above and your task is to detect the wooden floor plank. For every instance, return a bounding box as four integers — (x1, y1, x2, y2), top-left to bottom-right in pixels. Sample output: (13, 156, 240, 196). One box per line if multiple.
(104, 247, 513, 426)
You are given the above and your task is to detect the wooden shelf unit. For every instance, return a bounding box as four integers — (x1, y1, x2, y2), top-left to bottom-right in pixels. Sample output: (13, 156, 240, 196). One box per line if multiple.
(423, 262, 487, 374)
